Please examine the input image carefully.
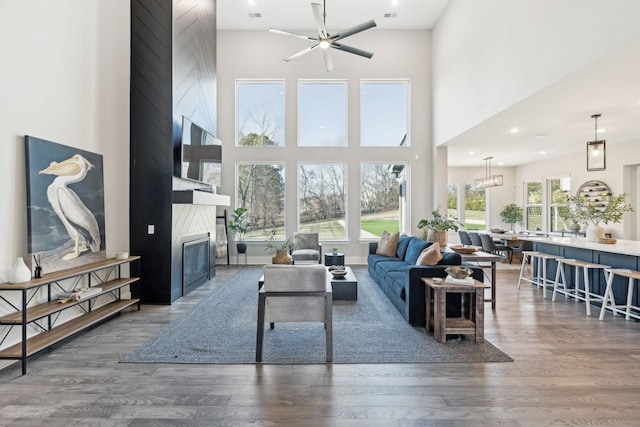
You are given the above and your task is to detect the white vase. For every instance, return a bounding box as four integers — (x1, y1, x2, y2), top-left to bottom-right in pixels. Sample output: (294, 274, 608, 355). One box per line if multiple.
(11, 257, 32, 283)
(585, 223, 605, 242)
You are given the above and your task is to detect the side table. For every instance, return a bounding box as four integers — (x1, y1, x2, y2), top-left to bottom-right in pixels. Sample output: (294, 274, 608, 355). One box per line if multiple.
(422, 277, 489, 343)
(324, 252, 345, 266)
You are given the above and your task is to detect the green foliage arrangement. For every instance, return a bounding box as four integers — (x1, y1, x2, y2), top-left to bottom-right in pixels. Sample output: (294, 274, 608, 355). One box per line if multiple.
(228, 207, 251, 241)
(568, 193, 634, 225)
(500, 203, 523, 227)
(263, 228, 295, 255)
(417, 207, 460, 232)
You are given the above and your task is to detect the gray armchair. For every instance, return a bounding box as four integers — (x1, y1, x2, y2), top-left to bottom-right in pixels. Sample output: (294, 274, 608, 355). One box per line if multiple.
(256, 264, 332, 362)
(291, 232, 322, 264)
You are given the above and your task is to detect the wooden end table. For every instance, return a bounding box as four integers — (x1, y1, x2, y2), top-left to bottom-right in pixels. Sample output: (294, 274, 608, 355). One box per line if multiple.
(422, 277, 489, 343)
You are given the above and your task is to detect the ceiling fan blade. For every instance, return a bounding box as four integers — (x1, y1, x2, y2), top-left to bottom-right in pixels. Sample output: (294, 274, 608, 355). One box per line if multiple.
(268, 28, 316, 42)
(284, 44, 319, 62)
(331, 20, 377, 41)
(330, 42, 374, 59)
(322, 49, 334, 72)
(311, 2, 328, 39)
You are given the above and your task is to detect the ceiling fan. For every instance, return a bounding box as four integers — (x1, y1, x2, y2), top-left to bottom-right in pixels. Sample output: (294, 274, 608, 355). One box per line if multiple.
(268, 1, 377, 72)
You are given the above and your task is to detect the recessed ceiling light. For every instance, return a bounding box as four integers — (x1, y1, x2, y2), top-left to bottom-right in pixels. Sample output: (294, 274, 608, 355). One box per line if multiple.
(498, 162, 504, 166)
(597, 128, 606, 133)
(509, 128, 519, 134)
(468, 151, 475, 155)
(248, 0, 255, 5)
(392, 0, 399, 5)
(540, 151, 546, 155)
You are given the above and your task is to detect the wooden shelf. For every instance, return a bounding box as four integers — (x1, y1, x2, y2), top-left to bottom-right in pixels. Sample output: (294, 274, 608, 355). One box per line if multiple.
(0, 278, 138, 324)
(0, 299, 139, 358)
(0, 256, 141, 374)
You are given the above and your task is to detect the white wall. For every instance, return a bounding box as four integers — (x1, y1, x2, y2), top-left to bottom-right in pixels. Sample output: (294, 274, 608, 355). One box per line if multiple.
(432, 0, 640, 146)
(0, 0, 130, 279)
(217, 30, 434, 264)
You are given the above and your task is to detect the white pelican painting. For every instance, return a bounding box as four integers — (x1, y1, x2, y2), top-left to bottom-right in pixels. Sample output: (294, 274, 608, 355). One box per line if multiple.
(39, 154, 101, 260)
(25, 136, 106, 273)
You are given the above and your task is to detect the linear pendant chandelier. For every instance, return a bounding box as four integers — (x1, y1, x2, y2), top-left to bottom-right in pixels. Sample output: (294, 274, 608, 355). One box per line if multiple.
(475, 156, 503, 189)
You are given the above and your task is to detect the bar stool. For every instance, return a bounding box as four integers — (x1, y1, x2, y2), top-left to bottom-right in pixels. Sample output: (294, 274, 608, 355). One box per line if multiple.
(518, 251, 562, 298)
(599, 268, 640, 321)
(552, 258, 609, 316)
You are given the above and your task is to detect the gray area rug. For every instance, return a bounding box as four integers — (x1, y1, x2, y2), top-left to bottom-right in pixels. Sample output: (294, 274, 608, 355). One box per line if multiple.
(121, 267, 512, 364)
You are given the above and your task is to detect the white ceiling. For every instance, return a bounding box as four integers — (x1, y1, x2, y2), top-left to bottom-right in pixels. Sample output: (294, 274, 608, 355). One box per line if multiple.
(217, 0, 450, 31)
(217, 1, 640, 167)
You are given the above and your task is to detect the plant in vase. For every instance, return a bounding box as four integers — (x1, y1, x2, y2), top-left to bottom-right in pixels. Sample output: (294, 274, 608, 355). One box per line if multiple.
(228, 207, 251, 254)
(417, 206, 460, 246)
(568, 193, 634, 242)
(264, 228, 295, 264)
(499, 203, 523, 231)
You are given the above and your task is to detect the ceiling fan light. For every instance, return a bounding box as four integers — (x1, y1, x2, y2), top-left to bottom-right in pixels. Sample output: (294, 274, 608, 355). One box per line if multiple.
(319, 39, 330, 49)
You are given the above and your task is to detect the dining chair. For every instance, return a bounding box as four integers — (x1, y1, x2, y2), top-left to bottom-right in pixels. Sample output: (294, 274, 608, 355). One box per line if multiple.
(468, 232, 483, 247)
(458, 230, 472, 246)
(480, 233, 513, 263)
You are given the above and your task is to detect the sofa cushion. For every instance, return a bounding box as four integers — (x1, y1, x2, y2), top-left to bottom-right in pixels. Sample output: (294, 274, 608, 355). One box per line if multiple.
(439, 252, 462, 265)
(417, 242, 443, 266)
(376, 231, 399, 257)
(395, 234, 412, 260)
(404, 239, 430, 265)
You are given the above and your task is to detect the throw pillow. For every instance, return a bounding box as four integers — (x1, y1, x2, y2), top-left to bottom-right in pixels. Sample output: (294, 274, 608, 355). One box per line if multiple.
(376, 231, 400, 257)
(404, 238, 430, 264)
(395, 234, 412, 260)
(416, 242, 443, 266)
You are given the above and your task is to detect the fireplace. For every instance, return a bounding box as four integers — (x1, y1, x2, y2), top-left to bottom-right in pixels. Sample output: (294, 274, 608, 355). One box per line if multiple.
(182, 234, 210, 295)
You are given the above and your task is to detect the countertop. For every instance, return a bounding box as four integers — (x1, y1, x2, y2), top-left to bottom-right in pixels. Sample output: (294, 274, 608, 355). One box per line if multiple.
(522, 235, 640, 257)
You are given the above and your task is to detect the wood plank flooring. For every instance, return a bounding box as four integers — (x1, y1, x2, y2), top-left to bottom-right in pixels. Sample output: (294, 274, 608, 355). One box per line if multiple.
(1, 264, 640, 426)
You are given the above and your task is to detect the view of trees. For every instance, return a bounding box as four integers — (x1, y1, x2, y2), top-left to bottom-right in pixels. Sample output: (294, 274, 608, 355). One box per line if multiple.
(237, 163, 285, 238)
(299, 164, 346, 238)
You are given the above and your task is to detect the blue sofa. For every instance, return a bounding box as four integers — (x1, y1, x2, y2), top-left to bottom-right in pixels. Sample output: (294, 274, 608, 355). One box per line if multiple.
(368, 235, 483, 326)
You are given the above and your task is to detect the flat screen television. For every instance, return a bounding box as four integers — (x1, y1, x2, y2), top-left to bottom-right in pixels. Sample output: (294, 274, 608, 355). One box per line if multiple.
(180, 116, 222, 188)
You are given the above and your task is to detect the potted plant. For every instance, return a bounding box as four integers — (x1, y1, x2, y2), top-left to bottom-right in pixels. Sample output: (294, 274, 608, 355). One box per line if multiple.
(568, 193, 634, 241)
(417, 206, 460, 246)
(499, 203, 523, 231)
(263, 228, 295, 264)
(228, 207, 251, 254)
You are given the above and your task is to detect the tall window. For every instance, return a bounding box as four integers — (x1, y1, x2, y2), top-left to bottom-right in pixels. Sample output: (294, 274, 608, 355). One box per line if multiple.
(360, 163, 405, 238)
(360, 81, 409, 147)
(237, 81, 285, 146)
(525, 181, 543, 231)
(549, 177, 570, 232)
(463, 184, 486, 230)
(237, 163, 286, 239)
(298, 81, 347, 147)
(298, 163, 347, 238)
(448, 184, 458, 219)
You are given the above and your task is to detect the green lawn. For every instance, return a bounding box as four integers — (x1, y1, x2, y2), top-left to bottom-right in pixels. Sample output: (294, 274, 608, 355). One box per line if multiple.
(360, 219, 399, 235)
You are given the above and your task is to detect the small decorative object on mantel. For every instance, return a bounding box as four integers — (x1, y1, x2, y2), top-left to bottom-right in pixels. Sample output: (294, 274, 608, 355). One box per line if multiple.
(11, 257, 32, 283)
(568, 191, 633, 242)
(418, 206, 460, 246)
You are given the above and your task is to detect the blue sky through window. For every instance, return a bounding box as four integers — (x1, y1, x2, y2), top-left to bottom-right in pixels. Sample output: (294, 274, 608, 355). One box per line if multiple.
(361, 81, 408, 147)
(299, 81, 347, 147)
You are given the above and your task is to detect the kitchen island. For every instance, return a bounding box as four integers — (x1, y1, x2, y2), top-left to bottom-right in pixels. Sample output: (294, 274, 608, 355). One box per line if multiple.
(524, 236, 640, 309)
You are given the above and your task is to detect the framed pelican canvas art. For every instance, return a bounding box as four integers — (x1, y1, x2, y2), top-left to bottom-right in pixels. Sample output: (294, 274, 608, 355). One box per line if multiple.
(25, 136, 106, 274)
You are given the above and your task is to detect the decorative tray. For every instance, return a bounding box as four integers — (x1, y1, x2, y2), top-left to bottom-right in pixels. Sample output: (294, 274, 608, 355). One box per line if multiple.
(449, 245, 480, 254)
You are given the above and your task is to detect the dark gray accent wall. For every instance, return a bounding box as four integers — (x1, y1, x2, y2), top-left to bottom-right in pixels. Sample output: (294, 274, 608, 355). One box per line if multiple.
(130, 0, 217, 304)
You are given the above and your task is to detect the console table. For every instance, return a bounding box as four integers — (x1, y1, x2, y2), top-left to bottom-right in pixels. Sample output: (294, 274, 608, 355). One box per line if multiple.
(0, 256, 140, 374)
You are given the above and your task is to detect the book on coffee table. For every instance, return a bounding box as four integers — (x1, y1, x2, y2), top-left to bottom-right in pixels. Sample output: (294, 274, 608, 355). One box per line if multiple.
(444, 276, 474, 286)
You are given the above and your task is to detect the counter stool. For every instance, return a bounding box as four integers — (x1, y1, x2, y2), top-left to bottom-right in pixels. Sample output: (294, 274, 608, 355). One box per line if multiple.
(599, 268, 640, 321)
(552, 258, 609, 316)
(518, 251, 562, 298)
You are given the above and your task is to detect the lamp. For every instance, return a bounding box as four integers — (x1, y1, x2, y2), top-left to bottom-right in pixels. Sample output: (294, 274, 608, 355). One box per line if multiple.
(587, 114, 606, 171)
(475, 156, 503, 189)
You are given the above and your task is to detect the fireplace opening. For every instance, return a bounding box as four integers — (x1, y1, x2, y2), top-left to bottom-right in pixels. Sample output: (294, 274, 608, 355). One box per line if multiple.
(182, 234, 210, 295)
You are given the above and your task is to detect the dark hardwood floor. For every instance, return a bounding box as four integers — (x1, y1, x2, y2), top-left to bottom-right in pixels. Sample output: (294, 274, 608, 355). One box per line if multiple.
(1, 263, 640, 426)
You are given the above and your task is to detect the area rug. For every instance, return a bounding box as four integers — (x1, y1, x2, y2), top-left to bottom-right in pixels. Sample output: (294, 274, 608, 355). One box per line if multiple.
(121, 267, 512, 364)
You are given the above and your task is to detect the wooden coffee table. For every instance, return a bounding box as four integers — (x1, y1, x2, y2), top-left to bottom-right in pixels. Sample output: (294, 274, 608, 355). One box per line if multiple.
(423, 277, 489, 343)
